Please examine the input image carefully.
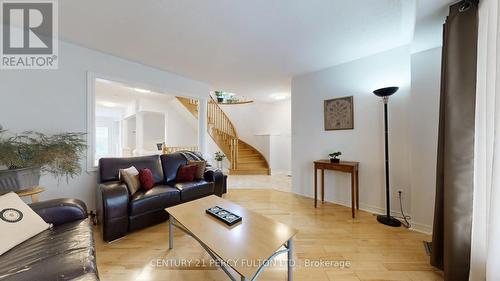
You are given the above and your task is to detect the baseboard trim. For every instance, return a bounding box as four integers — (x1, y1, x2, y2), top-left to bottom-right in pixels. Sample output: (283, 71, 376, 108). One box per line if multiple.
(289, 190, 433, 235)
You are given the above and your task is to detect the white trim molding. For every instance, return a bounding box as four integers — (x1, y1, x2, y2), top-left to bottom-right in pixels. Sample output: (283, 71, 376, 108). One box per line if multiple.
(86, 72, 97, 172)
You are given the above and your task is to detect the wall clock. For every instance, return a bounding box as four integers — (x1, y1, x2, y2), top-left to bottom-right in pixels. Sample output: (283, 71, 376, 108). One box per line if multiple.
(324, 96, 354, 130)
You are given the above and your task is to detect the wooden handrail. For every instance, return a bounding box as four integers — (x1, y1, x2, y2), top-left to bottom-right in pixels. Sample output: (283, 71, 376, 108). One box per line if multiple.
(207, 96, 240, 169)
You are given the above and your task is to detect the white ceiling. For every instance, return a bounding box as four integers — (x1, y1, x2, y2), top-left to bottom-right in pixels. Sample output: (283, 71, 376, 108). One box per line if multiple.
(59, 0, 450, 101)
(95, 79, 174, 112)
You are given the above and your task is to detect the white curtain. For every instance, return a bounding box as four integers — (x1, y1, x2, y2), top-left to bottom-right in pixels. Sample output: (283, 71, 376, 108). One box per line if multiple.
(469, 0, 500, 280)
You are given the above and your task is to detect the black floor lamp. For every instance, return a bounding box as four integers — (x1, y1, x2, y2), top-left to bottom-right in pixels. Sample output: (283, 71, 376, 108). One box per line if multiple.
(373, 86, 401, 227)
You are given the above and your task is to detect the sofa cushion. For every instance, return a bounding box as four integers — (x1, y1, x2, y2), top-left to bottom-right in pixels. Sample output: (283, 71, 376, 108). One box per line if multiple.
(189, 160, 207, 179)
(99, 155, 163, 184)
(176, 164, 198, 182)
(160, 153, 188, 183)
(172, 180, 215, 202)
(119, 166, 141, 195)
(0, 192, 51, 255)
(139, 168, 155, 190)
(0, 219, 97, 281)
(129, 185, 181, 216)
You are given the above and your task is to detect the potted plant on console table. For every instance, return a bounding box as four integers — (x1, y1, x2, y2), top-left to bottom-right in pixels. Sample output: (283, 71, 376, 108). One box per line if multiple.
(0, 125, 86, 193)
(329, 152, 342, 163)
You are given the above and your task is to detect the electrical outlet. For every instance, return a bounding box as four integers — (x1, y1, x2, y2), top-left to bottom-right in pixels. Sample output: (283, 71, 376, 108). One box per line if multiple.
(396, 189, 405, 199)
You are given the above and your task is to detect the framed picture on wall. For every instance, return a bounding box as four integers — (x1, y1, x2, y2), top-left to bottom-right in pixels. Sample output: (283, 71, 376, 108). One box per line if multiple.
(324, 96, 354, 130)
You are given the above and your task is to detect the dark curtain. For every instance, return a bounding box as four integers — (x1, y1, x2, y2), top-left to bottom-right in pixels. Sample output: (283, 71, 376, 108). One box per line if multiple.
(431, 1, 478, 280)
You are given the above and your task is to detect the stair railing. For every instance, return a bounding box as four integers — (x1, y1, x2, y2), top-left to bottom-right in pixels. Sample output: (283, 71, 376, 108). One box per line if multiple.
(207, 96, 239, 170)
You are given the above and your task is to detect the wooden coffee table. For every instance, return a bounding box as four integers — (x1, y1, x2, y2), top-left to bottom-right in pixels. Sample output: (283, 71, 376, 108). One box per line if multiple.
(165, 195, 298, 281)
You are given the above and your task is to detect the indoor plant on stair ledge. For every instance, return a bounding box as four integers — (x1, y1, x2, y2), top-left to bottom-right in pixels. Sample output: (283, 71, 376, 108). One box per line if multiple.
(0, 125, 86, 193)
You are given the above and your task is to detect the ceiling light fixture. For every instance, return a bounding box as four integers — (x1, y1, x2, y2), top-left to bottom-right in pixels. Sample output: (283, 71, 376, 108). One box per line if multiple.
(96, 78, 113, 84)
(98, 101, 118, 108)
(271, 93, 289, 100)
(133, 88, 151, 93)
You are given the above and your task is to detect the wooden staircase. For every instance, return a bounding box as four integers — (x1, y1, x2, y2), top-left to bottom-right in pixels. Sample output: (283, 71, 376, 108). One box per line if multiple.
(176, 96, 271, 175)
(176, 97, 199, 117)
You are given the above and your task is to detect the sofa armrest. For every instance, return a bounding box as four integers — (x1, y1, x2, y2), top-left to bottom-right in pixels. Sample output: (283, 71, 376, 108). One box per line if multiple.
(204, 167, 225, 197)
(97, 181, 129, 241)
(29, 198, 88, 226)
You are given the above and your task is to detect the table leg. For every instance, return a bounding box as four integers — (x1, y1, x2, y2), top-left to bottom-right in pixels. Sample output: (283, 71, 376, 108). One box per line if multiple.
(356, 170, 359, 210)
(314, 168, 317, 208)
(288, 238, 294, 281)
(31, 194, 40, 203)
(321, 169, 325, 203)
(351, 172, 355, 218)
(169, 217, 174, 249)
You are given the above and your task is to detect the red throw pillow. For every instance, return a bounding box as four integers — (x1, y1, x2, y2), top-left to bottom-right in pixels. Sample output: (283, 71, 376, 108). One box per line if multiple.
(176, 164, 198, 183)
(139, 168, 155, 190)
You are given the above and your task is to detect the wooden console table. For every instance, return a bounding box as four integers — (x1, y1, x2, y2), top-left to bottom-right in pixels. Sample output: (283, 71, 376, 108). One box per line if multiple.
(313, 160, 359, 218)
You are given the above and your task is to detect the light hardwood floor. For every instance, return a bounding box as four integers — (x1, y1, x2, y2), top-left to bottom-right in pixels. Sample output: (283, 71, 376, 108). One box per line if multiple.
(94, 189, 443, 281)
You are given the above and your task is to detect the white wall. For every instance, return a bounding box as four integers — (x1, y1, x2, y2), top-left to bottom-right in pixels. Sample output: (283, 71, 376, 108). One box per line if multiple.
(409, 47, 441, 233)
(220, 100, 292, 174)
(0, 41, 210, 209)
(132, 96, 198, 152)
(291, 45, 442, 233)
(291, 46, 415, 228)
(164, 100, 198, 147)
(141, 111, 165, 152)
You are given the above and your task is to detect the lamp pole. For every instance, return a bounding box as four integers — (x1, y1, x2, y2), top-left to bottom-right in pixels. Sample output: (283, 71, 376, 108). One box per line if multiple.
(373, 87, 401, 227)
(383, 97, 391, 218)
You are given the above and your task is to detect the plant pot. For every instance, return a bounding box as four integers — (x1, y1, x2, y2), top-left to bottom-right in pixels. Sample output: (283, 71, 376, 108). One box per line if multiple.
(0, 167, 41, 193)
(216, 161, 223, 169)
(217, 97, 224, 103)
(156, 143, 164, 151)
(330, 158, 340, 163)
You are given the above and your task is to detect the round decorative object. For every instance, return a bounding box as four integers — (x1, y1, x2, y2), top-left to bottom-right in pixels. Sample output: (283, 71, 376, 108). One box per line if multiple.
(0, 208, 23, 223)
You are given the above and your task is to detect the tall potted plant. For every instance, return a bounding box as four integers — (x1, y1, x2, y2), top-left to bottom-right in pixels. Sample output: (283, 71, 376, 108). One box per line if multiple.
(0, 125, 86, 193)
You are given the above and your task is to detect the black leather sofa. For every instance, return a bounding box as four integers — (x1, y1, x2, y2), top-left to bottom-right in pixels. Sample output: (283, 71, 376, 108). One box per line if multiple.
(97, 152, 226, 242)
(0, 199, 98, 281)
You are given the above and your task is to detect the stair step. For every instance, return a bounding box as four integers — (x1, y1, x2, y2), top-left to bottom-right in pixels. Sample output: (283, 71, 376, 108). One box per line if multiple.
(237, 164, 268, 170)
(229, 168, 270, 175)
(238, 153, 259, 158)
(238, 155, 263, 161)
(238, 158, 266, 164)
(238, 149, 257, 153)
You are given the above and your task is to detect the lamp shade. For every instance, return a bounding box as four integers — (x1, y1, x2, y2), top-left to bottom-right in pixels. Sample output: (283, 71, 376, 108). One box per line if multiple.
(373, 87, 399, 97)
